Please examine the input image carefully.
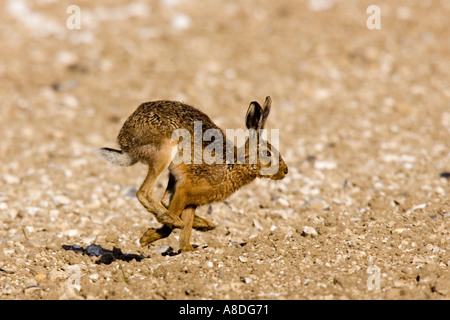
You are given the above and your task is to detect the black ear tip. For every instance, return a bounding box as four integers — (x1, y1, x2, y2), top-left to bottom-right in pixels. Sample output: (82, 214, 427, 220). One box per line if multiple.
(250, 101, 261, 108)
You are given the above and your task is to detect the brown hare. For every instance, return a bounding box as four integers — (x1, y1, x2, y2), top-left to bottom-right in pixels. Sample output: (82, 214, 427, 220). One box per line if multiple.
(98, 96, 288, 252)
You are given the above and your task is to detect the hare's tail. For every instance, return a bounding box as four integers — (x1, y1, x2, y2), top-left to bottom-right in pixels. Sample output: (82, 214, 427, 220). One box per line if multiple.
(96, 147, 138, 167)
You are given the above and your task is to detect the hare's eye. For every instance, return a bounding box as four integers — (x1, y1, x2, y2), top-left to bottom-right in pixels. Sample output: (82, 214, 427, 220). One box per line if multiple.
(261, 150, 271, 157)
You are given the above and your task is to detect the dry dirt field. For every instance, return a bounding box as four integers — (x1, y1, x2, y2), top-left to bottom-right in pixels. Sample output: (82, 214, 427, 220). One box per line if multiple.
(1, 0, 449, 300)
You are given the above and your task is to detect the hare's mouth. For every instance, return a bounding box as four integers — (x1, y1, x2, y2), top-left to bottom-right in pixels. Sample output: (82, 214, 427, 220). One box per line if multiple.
(271, 173, 286, 180)
(270, 171, 287, 180)
(270, 166, 288, 180)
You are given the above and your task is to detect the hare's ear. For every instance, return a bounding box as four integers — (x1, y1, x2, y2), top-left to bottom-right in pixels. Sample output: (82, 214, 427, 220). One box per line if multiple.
(260, 96, 272, 129)
(245, 101, 263, 130)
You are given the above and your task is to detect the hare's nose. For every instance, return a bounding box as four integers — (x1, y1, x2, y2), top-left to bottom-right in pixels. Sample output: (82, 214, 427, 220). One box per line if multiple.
(284, 166, 288, 175)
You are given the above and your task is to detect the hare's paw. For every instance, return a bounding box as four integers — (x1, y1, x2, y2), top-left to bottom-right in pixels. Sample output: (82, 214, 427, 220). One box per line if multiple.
(180, 244, 197, 252)
(139, 229, 160, 247)
(193, 215, 216, 231)
(139, 226, 172, 247)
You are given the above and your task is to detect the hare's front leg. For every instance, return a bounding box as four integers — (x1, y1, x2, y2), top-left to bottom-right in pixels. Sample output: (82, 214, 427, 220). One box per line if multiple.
(179, 207, 196, 252)
(166, 189, 197, 252)
(139, 207, 197, 251)
(162, 186, 216, 232)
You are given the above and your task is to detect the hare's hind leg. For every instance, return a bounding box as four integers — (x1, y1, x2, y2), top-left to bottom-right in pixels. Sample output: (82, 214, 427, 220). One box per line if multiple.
(136, 144, 184, 228)
(139, 225, 172, 247)
(193, 215, 216, 231)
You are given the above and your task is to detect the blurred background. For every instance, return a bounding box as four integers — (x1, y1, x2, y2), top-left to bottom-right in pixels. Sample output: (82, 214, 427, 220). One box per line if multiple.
(1, 0, 449, 167)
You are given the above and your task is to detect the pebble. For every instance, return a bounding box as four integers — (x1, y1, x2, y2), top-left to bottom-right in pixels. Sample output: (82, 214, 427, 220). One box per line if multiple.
(56, 51, 78, 67)
(63, 229, 79, 237)
(61, 95, 79, 108)
(314, 161, 337, 170)
(53, 195, 71, 206)
(171, 13, 191, 31)
(123, 186, 138, 199)
(301, 226, 318, 237)
(242, 277, 252, 284)
(26, 207, 41, 216)
(277, 197, 290, 207)
(51, 79, 78, 91)
(406, 203, 427, 214)
(3, 174, 20, 184)
(82, 236, 97, 245)
(392, 228, 407, 234)
(155, 246, 171, 254)
(252, 219, 263, 230)
(308, 0, 335, 12)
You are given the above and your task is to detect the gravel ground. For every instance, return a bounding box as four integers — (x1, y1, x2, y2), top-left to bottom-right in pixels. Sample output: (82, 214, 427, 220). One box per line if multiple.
(1, 0, 449, 300)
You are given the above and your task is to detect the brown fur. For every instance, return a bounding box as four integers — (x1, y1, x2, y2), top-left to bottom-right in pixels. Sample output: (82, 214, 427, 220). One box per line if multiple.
(99, 97, 288, 252)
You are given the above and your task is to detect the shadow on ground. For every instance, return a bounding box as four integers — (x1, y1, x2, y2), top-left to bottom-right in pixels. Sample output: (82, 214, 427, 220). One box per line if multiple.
(62, 244, 147, 264)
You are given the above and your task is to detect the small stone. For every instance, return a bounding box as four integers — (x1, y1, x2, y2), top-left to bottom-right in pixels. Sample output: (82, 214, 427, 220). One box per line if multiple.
(61, 94, 79, 108)
(3, 174, 20, 184)
(89, 274, 99, 280)
(406, 203, 427, 214)
(99, 271, 112, 279)
(171, 13, 191, 30)
(54, 195, 71, 206)
(242, 277, 252, 284)
(63, 229, 79, 237)
(8, 209, 19, 219)
(314, 161, 337, 170)
(308, 0, 335, 12)
(123, 186, 138, 199)
(277, 197, 290, 207)
(301, 226, 318, 237)
(392, 228, 407, 234)
(253, 219, 263, 230)
(25, 207, 41, 216)
(51, 79, 78, 91)
(56, 50, 78, 66)
(155, 246, 171, 254)
(238, 256, 247, 263)
(82, 236, 97, 245)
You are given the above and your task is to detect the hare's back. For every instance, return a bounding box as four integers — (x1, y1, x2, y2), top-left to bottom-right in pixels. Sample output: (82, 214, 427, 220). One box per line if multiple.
(118, 100, 220, 152)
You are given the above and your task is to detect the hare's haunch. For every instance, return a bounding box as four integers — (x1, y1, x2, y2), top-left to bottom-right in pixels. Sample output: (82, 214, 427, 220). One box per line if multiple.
(98, 97, 288, 252)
